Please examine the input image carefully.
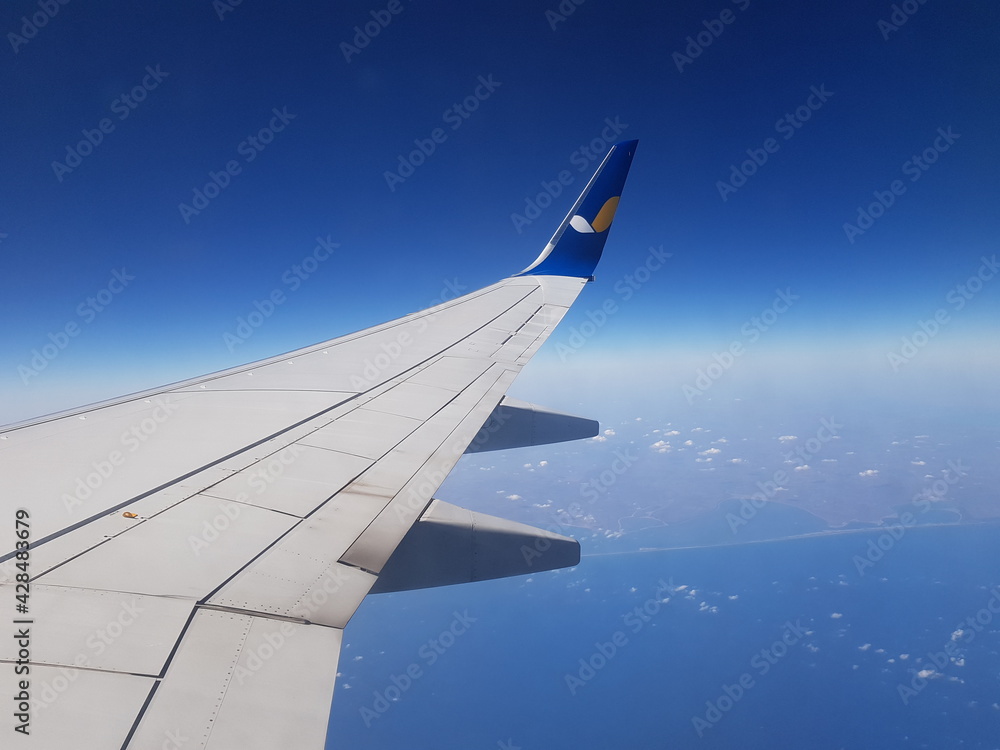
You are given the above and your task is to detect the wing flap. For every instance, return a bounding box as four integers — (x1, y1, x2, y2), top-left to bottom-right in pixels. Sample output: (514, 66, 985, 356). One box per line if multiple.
(23, 668, 155, 747)
(126, 610, 342, 750)
(209, 534, 377, 627)
(340, 368, 517, 574)
(0, 586, 194, 675)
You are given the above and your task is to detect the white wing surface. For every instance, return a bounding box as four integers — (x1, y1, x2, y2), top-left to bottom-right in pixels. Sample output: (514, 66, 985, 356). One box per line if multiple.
(0, 140, 638, 748)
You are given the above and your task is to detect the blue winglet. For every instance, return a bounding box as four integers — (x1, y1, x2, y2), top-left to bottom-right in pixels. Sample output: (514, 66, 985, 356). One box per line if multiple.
(515, 139, 638, 278)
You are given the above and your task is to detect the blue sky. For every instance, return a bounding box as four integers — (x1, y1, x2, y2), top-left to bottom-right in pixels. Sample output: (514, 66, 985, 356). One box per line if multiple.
(2, 0, 998, 424)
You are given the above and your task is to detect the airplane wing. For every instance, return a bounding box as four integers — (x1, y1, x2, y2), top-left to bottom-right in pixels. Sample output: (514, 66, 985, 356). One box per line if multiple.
(0, 139, 638, 748)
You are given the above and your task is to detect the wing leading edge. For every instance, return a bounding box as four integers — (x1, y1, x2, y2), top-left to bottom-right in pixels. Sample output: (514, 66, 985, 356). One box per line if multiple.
(0, 139, 639, 749)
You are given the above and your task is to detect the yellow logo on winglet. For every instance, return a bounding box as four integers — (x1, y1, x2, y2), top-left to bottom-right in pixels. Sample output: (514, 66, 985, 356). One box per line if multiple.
(568, 196, 620, 234)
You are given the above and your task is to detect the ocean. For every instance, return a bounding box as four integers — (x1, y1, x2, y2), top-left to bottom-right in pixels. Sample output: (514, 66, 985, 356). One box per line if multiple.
(329, 523, 1000, 749)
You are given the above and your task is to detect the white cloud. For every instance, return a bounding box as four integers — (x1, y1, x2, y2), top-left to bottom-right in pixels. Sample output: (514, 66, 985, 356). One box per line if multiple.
(603, 428, 616, 437)
(664, 430, 680, 437)
(538, 460, 548, 467)
(911, 460, 926, 466)
(699, 447, 721, 455)
(506, 494, 522, 501)
(858, 469, 879, 478)
(858, 643, 871, 651)
(778, 435, 798, 442)
(831, 612, 843, 619)
(650, 440, 670, 453)
(728, 458, 748, 465)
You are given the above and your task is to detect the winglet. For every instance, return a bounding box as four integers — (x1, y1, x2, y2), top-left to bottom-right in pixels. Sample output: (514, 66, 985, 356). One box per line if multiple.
(515, 139, 638, 278)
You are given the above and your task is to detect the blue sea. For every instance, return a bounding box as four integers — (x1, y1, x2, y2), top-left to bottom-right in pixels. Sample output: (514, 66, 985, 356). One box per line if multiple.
(329, 523, 1000, 749)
